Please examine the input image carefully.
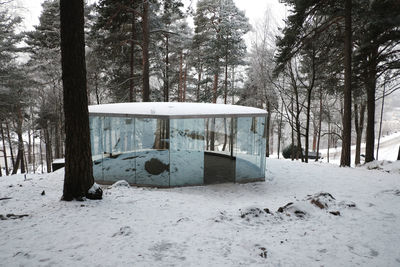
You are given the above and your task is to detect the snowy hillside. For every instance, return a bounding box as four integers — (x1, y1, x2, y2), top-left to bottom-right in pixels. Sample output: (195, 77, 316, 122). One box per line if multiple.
(1, 159, 400, 266)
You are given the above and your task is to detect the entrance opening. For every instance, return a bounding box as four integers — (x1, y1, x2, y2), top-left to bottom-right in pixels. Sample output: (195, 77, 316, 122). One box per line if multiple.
(203, 117, 235, 184)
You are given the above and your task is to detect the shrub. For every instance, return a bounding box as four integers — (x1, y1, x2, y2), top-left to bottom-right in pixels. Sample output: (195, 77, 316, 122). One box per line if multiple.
(282, 144, 303, 159)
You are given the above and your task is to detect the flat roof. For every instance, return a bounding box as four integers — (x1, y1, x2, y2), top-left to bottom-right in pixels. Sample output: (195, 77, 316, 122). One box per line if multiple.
(89, 102, 267, 119)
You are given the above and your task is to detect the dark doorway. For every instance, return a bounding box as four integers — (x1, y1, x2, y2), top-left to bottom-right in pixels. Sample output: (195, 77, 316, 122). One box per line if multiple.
(203, 117, 236, 184)
(204, 152, 235, 184)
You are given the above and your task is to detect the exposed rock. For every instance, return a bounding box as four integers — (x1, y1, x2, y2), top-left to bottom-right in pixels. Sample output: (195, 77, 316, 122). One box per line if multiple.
(277, 202, 293, 213)
(86, 183, 103, 200)
(0, 214, 29, 220)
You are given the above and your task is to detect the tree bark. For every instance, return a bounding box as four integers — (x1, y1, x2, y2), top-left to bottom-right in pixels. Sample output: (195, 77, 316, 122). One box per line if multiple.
(197, 66, 202, 102)
(129, 6, 136, 102)
(315, 88, 323, 161)
(142, 0, 150, 102)
(354, 102, 366, 165)
(397, 146, 400, 160)
(213, 73, 218, 103)
(5, 121, 14, 168)
(44, 126, 52, 173)
(0, 123, 9, 175)
(178, 51, 183, 101)
(265, 101, 271, 157)
(224, 53, 228, 104)
(183, 60, 187, 102)
(340, 0, 352, 167)
(13, 106, 25, 174)
(277, 102, 283, 159)
(376, 80, 385, 161)
(164, 34, 169, 102)
(60, 0, 98, 200)
(365, 46, 378, 163)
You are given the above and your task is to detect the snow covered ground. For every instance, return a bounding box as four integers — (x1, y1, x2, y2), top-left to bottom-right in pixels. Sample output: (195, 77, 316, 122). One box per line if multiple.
(1, 159, 400, 266)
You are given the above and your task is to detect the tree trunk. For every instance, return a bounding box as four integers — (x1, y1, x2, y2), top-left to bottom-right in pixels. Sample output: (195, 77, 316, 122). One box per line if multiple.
(183, 61, 187, 102)
(55, 122, 61, 159)
(376, 81, 385, 161)
(178, 51, 183, 102)
(224, 53, 228, 104)
(32, 129, 36, 173)
(141, 0, 150, 102)
(60, 0, 99, 200)
(327, 118, 331, 163)
(315, 89, 323, 161)
(5, 121, 14, 168)
(210, 118, 215, 151)
(213, 73, 218, 103)
(14, 106, 25, 174)
(129, 7, 136, 102)
(231, 67, 235, 104)
(365, 47, 378, 163)
(28, 128, 32, 164)
(277, 103, 283, 159)
(12, 151, 21, 175)
(164, 34, 169, 102)
(397, 146, 400, 160)
(197, 66, 202, 102)
(0, 123, 9, 175)
(290, 96, 295, 161)
(44, 126, 52, 173)
(222, 118, 227, 151)
(270, 121, 274, 155)
(40, 130, 44, 173)
(354, 102, 366, 165)
(340, 0, 352, 167)
(265, 101, 271, 157)
(305, 88, 312, 163)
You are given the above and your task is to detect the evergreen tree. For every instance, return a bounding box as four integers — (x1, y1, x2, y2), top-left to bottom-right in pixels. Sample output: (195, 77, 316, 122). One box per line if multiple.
(60, 0, 102, 200)
(193, 0, 249, 104)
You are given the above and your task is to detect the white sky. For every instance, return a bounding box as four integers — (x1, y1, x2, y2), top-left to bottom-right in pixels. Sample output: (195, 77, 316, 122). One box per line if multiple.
(14, 0, 288, 33)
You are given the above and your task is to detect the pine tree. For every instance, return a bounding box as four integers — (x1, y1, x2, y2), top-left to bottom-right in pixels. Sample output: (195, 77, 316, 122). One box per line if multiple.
(193, 0, 249, 103)
(60, 0, 102, 201)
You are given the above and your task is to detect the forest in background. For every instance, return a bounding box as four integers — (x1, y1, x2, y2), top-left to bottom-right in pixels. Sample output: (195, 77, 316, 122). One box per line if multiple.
(0, 0, 399, 176)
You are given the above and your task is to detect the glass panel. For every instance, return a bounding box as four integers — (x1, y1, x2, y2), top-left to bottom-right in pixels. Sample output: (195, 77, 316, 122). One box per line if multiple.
(205, 118, 233, 155)
(135, 118, 169, 186)
(90, 116, 103, 181)
(102, 117, 136, 184)
(170, 118, 205, 186)
(235, 116, 266, 182)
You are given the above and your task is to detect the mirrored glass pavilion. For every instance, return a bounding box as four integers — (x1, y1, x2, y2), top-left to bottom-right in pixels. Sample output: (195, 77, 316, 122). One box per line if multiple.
(89, 102, 266, 187)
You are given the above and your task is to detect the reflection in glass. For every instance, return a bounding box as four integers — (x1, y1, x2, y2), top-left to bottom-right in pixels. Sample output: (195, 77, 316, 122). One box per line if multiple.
(170, 118, 205, 186)
(90, 116, 104, 181)
(235, 116, 266, 182)
(135, 118, 170, 186)
(102, 117, 136, 183)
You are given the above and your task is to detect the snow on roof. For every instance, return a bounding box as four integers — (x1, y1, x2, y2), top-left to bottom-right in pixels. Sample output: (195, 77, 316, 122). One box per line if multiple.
(88, 102, 267, 118)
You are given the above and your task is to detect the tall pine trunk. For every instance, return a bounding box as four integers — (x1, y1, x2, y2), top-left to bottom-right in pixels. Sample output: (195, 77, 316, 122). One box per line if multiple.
(365, 46, 378, 163)
(44, 126, 52, 173)
(213, 74, 218, 103)
(340, 0, 352, 167)
(129, 7, 136, 102)
(5, 121, 14, 168)
(0, 123, 9, 175)
(354, 103, 366, 165)
(60, 0, 100, 200)
(142, 0, 150, 102)
(265, 101, 271, 157)
(315, 88, 323, 161)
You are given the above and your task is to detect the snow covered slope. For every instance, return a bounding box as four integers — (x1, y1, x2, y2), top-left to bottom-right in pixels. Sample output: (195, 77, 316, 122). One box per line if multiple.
(0, 159, 399, 266)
